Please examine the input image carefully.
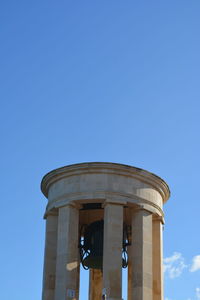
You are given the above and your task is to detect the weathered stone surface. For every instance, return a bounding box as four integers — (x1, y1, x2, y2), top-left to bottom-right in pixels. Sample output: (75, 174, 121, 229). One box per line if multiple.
(42, 214, 58, 300)
(89, 269, 103, 300)
(103, 202, 123, 300)
(41, 162, 170, 300)
(41, 162, 170, 217)
(54, 205, 79, 300)
(153, 216, 164, 300)
(131, 209, 153, 300)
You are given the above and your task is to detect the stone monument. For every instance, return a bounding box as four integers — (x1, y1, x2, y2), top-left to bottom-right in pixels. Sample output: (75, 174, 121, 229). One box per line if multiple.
(41, 162, 170, 300)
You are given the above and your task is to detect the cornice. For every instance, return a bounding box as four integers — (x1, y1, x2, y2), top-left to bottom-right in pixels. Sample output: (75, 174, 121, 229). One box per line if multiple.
(41, 162, 170, 203)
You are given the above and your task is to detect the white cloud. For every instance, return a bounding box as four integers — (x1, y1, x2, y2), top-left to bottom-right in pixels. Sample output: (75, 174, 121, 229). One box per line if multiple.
(196, 287, 200, 299)
(190, 255, 200, 272)
(164, 252, 187, 279)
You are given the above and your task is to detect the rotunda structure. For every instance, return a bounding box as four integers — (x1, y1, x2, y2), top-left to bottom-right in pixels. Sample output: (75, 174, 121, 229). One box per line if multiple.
(41, 162, 170, 300)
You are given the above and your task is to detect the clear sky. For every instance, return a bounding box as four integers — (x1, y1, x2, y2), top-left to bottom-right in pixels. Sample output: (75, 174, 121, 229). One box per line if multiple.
(1, 1, 200, 299)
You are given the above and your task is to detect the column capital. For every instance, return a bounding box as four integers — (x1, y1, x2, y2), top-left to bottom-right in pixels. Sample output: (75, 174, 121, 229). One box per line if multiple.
(44, 208, 58, 219)
(131, 204, 153, 215)
(44, 202, 82, 219)
(153, 214, 165, 225)
(59, 202, 82, 210)
(103, 199, 127, 208)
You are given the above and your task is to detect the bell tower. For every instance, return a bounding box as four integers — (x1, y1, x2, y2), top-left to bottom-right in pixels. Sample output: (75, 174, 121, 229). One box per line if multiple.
(41, 162, 170, 300)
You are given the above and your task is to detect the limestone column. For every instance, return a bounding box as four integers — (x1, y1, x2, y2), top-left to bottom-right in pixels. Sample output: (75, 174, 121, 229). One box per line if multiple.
(131, 208, 153, 300)
(54, 204, 80, 300)
(89, 269, 103, 300)
(153, 216, 164, 300)
(103, 202, 123, 300)
(42, 212, 58, 300)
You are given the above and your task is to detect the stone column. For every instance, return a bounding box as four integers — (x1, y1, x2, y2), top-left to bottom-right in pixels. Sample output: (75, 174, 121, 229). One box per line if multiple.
(131, 208, 153, 300)
(153, 216, 164, 300)
(103, 202, 124, 300)
(42, 212, 58, 300)
(55, 204, 80, 300)
(89, 269, 103, 300)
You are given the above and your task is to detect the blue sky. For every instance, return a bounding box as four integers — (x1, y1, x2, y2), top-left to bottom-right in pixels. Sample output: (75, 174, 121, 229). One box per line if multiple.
(1, 1, 200, 299)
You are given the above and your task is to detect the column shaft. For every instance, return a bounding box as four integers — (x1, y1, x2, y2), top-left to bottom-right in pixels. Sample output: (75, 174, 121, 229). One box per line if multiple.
(42, 214, 58, 300)
(89, 269, 103, 300)
(103, 203, 123, 300)
(131, 209, 153, 300)
(55, 205, 80, 300)
(153, 217, 163, 300)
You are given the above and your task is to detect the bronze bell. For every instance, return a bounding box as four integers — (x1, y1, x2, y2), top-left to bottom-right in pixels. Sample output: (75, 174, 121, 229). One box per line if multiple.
(79, 220, 130, 270)
(81, 220, 104, 270)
